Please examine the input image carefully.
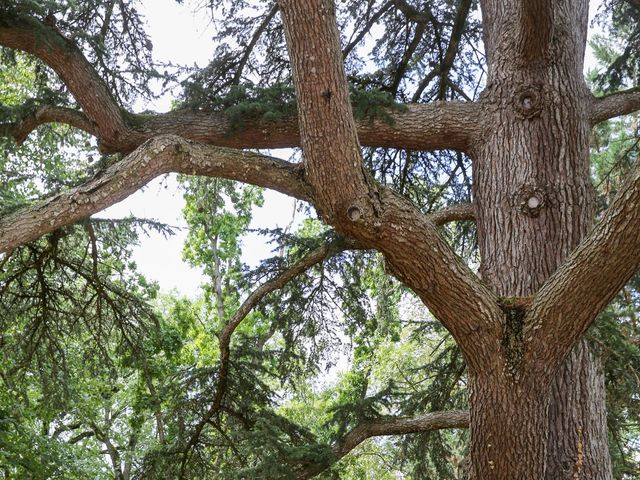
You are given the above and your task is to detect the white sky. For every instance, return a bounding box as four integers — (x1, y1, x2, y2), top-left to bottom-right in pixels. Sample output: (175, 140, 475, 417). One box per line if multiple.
(101, 0, 604, 297)
(101, 0, 300, 296)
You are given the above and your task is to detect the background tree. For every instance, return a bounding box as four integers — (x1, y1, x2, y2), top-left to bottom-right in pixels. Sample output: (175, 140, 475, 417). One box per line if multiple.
(1, 0, 640, 478)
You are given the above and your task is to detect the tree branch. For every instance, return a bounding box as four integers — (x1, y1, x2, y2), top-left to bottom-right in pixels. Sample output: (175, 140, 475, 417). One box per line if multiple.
(0, 135, 312, 253)
(297, 410, 469, 479)
(0, 14, 128, 148)
(526, 154, 640, 369)
(343, 1, 394, 59)
(0, 11, 481, 154)
(117, 102, 481, 154)
(392, 0, 435, 24)
(591, 88, 640, 126)
(180, 239, 357, 474)
(230, 4, 279, 86)
(429, 202, 475, 225)
(436, 0, 472, 99)
(279, 0, 502, 369)
(0, 105, 96, 145)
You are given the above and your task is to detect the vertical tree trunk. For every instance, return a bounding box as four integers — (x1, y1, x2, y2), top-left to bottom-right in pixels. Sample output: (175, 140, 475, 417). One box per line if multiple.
(470, 0, 612, 477)
(468, 373, 551, 478)
(546, 339, 612, 479)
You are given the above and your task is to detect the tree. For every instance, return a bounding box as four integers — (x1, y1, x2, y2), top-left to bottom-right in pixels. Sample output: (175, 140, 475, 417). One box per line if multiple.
(1, 0, 640, 478)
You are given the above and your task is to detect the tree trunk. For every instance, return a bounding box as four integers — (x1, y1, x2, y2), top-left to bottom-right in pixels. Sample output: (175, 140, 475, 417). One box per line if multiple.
(547, 339, 612, 479)
(470, 0, 612, 477)
(468, 373, 551, 478)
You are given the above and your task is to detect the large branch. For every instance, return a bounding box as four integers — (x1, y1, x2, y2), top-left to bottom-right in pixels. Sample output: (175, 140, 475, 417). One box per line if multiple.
(0, 12, 480, 155)
(525, 155, 640, 369)
(0, 135, 312, 253)
(82, 102, 483, 154)
(591, 88, 640, 125)
(278, 0, 502, 369)
(0, 14, 127, 148)
(297, 410, 469, 479)
(0, 105, 96, 144)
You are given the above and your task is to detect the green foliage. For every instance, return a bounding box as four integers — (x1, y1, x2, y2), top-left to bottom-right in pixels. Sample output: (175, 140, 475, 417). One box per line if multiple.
(1, 0, 640, 478)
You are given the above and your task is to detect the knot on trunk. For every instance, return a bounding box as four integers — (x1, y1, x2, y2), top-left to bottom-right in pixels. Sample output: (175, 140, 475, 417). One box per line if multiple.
(513, 184, 547, 217)
(512, 84, 546, 119)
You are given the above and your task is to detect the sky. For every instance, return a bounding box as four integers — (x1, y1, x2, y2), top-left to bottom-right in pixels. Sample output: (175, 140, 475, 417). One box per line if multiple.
(100, 0, 604, 298)
(101, 0, 300, 296)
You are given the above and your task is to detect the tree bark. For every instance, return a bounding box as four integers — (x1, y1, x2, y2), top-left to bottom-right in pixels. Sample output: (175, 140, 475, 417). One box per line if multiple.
(471, 0, 612, 478)
(546, 338, 612, 479)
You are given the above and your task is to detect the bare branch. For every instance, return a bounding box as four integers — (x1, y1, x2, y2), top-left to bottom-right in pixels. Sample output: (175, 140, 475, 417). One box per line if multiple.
(297, 410, 469, 479)
(526, 155, 640, 368)
(0, 135, 312, 253)
(429, 202, 475, 225)
(591, 88, 640, 126)
(0, 105, 96, 144)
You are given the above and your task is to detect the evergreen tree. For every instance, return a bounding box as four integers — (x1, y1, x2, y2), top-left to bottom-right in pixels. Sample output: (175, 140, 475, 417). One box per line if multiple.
(1, 0, 640, 478)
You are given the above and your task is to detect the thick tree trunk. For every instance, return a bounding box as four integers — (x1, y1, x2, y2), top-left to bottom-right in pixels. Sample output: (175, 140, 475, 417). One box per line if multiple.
(468, 373, 551, 478)
(547, 339, 612, 479)
(470, 0, 612, 477)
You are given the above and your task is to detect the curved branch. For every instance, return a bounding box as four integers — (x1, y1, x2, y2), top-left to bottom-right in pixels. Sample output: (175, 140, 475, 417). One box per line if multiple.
(298, 410, 469, 479)
(591, 88, 640, 126)
(526, 151, 640, 369)
(213, 240, 355, 411)
(0, 14, 128, 148)
(0, 105, 96, 144)
(0, 12, 480, 154)
(279, 0, 502, 369)
(0, 135, 312, 253)
(181, 240, 357, 472)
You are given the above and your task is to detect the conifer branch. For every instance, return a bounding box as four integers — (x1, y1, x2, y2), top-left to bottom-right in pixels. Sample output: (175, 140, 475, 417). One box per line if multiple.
(0, 135, 312, 253)
(179, 239, 358, 476)
(0, 11, 481, 155)
(0, 13, 128, 148)
(297, 410, 469, 479)
(591, 87, 640, 125)
(0, 105, 96, 144)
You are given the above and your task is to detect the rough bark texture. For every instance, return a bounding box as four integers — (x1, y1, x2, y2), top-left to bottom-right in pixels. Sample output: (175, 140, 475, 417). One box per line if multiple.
(546, 338, 611, 479)
(471, 0, 612, 478)
(0, 135, 312, 253)
(4, 0, 640, 478)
